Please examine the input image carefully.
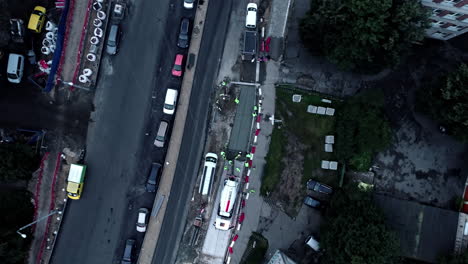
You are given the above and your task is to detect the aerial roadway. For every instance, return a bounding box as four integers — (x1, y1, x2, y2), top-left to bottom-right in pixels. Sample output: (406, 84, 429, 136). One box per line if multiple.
(51, 0, 233, 264)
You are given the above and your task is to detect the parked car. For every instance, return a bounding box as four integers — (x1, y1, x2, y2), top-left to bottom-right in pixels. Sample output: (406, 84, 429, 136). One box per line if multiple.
(304, 196, 324, 210)
(183, 0, 194, 9)
(10, 19, 25, 43)
(7, 53, 25, 83)
(28, 6, 46, 33)
(154, 120, 169, 147)
(136, 208, 149, 232)
(172, 54, 184, 77)
(307, 180, 333, 195)
(245, 3, 257, 29)
(177, 18, 190, 48)
(163, 88, 178, 115)
(146, 162, 162, 192)
(106, 24, 121, 55)
(121, 239, 135, 264)
(305, 235, 320, 251)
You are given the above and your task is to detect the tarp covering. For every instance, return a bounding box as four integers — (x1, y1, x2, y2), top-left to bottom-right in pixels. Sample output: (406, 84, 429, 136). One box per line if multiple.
(44, 0, 71, 92)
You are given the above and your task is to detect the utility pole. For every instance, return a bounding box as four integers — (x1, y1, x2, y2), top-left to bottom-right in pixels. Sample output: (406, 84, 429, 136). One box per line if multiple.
(16, 210, 61, 238)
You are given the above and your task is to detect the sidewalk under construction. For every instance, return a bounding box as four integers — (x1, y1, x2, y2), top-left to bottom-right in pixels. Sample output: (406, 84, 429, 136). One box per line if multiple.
(227, 86, 257, 154)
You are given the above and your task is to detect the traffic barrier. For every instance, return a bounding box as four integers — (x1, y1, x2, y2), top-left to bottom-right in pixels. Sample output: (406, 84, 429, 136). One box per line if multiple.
(255, 129, 260, 136)
(97, 10, 106, 20)
(86, 53, 96, 61)
(256, 123, 260, 129)
(92, 2, 102, 11)
(238, 214, 245, 224)
(251, 146, 256, 153)
(256, 115, 261, 123)
(90, 36, 99, 45)
(93, 18, 102, 27)
(49, 44, 56, 53)
(259, 88, 262, 96)
(46, 31, 55, 40)
(94, 27, 103, 38)
(229, 247, 233, 254)
(78, 74, 90, 83)
(245, 182, 249, 190)
(41, 46, 51, 55)
(245, 176, 249, 183)
(46, 21, 56, 31)
(253, 136, 257, 143)
(247, 169, 251, 176)
(83, 68, 93, 76)
(237, 223, 241, 231)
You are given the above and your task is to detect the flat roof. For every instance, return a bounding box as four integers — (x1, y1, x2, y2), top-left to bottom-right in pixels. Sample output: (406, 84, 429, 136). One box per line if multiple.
(374, 194, 459, 263)
(68, 164, 86, 183)
(228, 86, 256, 153)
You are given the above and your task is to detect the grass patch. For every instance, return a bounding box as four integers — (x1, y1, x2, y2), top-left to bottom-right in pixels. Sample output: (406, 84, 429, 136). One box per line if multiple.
(260, 87, 340, 195)
(261, 126, 286, 195)
(276, 88, 339, 186)
(240, 232, 269, 264)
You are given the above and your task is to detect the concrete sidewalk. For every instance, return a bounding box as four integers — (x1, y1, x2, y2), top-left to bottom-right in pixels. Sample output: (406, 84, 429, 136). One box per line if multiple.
(58, 0, 91, 85)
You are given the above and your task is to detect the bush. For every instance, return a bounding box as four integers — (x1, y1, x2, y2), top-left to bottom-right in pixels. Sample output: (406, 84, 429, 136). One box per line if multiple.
(336, 89, 391, 171)
(417, 64, 468, 142)
(0, 143, 40, 182)
(0, 190, 34, 264)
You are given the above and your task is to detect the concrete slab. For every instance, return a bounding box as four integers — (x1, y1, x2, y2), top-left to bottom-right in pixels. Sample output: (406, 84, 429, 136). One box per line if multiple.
(325, 135, 334, 144)
(329, 161, 338, 170)
(228, 86, 256, 153)
(321, 160, 330, 169)
(325, 107, 335, 116)
(317, 107, 326, 115)
(324, 144, 333, 153)
(307, 105, 317, 114)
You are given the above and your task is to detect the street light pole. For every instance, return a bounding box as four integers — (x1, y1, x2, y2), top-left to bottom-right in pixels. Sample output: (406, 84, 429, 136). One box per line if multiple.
(16, 210, 61, 239)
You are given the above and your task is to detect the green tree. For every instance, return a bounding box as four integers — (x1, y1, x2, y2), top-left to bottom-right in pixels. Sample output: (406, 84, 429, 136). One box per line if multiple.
(300, 0, 430, 72)
(0, 190, 34, 264)
(417, 64, 468, 142)
(336, 89, 392, 171)
(0, 143, 40, 181)
(321, 184, 400, 264)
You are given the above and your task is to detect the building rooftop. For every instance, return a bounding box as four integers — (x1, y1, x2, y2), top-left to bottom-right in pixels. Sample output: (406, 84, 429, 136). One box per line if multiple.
(374, 194, 459, 263)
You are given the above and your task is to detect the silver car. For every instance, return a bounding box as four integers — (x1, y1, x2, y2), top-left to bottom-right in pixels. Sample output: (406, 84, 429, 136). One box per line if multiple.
(154, 120, 169, 147)
(106, 24, 121, 55)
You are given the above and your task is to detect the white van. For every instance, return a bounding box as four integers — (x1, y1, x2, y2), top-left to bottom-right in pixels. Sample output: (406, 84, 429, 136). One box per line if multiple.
(163, 88, 178, 115)
(245, 3, 257, 29)
(305, 235, 320, 251)
(7, 53, 25, 83)
(199, 152, 218, 196)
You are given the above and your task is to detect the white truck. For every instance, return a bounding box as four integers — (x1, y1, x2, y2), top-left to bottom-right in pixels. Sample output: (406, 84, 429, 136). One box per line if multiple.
(215, 178, 239, 230)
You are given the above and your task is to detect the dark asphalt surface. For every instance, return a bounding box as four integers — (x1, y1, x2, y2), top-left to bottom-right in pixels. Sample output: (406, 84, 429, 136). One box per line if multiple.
(50, 0, 196, 263)
(151, 0, 234, 263)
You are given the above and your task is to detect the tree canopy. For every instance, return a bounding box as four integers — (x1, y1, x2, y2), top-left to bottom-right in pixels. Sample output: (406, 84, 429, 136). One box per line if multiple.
(335, 89, 392, 171)
(417, 64, 468, 142)
(320, 184, 400, 264)
(300, 0, 430, 72)
(0, 190, 34, 264)
(0, 143, 40, 181)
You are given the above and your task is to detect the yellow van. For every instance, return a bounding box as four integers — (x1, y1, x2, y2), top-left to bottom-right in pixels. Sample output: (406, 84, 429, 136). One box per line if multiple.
(28, 6, 46, 33)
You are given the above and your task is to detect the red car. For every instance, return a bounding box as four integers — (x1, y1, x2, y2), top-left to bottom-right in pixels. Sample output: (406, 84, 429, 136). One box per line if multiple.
(172, 54, 184, 77)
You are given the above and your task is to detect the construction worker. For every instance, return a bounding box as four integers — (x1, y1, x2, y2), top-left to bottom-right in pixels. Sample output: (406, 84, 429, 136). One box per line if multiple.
(228, 160, 233, 165)
(220, 151, 226, 159)
(249, 189, 256, 194)
(235, 154, 241, 159)
(235, 98, 240, 104)
(252, 112, 257, 117)
(246, 153, 252, 159)
(236, 167, 241, 172)
(253, 105, 258, 111)
(224, 166, 228, 171)
(245, 162, 249, 168)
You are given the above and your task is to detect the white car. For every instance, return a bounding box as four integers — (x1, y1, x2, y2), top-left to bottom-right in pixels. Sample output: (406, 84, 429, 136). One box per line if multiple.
(183, 0, 194, 9)
(163, 88, 178, 115)
(136, 208, 149, 232)
(246, 3, 257, 29)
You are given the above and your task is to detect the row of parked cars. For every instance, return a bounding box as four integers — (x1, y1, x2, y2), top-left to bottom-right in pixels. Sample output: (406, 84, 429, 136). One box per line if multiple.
(303, 180, 333, 210)
(120, 2, 195, 264)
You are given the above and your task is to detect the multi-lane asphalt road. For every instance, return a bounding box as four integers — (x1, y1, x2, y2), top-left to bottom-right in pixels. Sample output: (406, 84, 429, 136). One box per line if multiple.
(51, 0, 232, 263)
